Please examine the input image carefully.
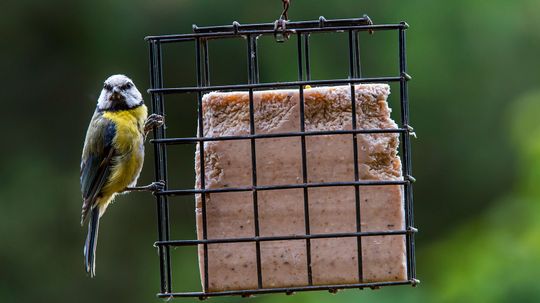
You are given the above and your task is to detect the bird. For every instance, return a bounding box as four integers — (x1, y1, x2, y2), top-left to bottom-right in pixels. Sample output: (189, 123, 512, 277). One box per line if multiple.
(80, 74, 164, 277)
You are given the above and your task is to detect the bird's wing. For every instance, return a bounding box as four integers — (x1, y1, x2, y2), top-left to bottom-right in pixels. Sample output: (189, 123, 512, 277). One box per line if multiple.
(80, 112, 117, 224)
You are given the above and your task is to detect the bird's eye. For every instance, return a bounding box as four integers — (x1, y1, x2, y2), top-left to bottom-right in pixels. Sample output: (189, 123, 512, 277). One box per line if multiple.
(104, 84, 112, 91)
(122, 83, 133, 90)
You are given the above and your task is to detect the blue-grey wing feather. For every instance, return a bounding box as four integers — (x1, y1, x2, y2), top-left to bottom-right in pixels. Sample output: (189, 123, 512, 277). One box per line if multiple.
(80, 111, 116, 224)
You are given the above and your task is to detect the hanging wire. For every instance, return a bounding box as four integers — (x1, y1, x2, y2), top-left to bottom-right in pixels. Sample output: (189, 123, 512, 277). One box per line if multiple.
(280, 0, 290, 20)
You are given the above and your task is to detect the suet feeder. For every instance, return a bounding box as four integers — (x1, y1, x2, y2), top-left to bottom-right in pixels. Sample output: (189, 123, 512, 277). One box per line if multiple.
(145, 1, 417, 299)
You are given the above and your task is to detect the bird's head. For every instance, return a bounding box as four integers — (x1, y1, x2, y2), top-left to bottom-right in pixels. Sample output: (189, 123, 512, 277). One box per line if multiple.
(97, 74, 143, 111)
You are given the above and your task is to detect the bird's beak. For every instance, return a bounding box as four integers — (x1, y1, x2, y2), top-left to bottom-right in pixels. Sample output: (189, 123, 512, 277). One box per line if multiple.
(110, 88, 123, 101)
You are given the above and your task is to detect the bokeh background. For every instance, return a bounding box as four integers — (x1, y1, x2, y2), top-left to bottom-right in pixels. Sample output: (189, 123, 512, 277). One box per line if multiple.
(2, 0, 540, 302)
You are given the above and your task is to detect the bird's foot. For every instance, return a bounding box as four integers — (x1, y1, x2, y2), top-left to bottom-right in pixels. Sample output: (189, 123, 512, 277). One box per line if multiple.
(147, 180, 166, 193)
(144, 114, 164, 134)
(125, 180, 165, 193)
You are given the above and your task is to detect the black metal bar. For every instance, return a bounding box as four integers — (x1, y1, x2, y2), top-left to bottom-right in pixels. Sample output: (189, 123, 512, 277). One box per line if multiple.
(304, 33, 311, 80)
(201, 37, 212, 291)
(297, 32, 313, 286)
(158, 280, 413, 298)
(156, 229, 417, 247)
(149, 40, 168, 295)
(155, 39, 173, 295)
(253, 35, 260, 84)
(192, 16, 372, 34)
(145, 23, 406, 42)
(195, 38, 210, 292)
(202, 39, 210, 86)
(148, 76, 402, 94)
(157, 180, 408, 196)
(399, 25, 411, 281)
(247, 34, 264, 289)
(354, 31, 362, 78)
(152, 128, 407, 145)
(398, 22, 416, 281)
(348, 29, 363, 283)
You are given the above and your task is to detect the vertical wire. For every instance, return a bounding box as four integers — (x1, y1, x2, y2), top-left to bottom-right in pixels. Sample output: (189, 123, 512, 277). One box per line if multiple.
(155, 41, 173, 294)
(201, 38, 212, 293)
(354, 31, 362, 78)
(149, 40, 167, 295)
(398, 24, 416, 281)
(195, 38, 210, 292)
(304, 33, 311, 80)
(348, 30, 363, 283)
(253, 35, 260, 84)
(203, 40, 210, 86)
(247, 34, 263, 289)
(297, 32, 313, 286)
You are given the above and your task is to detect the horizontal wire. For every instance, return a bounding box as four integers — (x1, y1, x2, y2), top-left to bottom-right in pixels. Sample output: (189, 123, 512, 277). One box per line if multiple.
(155, 228, 417, 247)
(145, 24, 406, 42)
(156, 179, 409, 196)
(192, 16, 372, 34)
(147, 76, 403, 94)
(152, 128, 407, 145)
(157, 280, 414, 298)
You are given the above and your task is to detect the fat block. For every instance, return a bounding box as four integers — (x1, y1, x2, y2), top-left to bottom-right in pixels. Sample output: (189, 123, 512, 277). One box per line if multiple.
(195, 85, 407, 291)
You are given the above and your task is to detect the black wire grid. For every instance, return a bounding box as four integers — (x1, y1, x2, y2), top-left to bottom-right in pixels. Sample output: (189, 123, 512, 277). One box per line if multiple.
(146, 15, 418, 299)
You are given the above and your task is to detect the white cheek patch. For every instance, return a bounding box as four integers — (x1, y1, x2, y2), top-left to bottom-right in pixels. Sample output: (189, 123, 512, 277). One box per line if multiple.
(123, 88, 143, 107)
(97, 90, 110, 110)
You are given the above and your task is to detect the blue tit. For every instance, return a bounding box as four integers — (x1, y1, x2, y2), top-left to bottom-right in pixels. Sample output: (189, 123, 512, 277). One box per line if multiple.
(80, 74, 164, 277)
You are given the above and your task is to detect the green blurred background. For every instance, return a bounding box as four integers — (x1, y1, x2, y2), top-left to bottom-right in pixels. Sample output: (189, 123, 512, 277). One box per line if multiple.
(2, 0, 540, 302)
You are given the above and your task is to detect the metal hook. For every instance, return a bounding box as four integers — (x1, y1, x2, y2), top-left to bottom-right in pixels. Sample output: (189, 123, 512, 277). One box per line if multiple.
(364, 14, 375, 35)
(274, 19, 289, 42)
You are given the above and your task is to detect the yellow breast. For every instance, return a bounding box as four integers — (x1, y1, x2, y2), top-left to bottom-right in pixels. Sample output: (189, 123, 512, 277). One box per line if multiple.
(103, 105, 147, 152)
(101, 105, 148, 197)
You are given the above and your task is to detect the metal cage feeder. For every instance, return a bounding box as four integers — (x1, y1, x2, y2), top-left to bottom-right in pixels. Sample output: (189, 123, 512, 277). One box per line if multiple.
(146, 6, 417, 300)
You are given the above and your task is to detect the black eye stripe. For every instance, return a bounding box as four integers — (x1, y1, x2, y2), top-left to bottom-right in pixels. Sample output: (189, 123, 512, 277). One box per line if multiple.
(103, 82, 133, 91)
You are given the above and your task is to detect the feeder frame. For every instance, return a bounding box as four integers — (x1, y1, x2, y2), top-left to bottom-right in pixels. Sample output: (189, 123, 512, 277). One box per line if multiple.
(145, 14, 417, 300)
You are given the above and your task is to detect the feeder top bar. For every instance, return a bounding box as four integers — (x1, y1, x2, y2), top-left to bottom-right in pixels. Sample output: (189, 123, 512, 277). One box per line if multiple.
(144, 16, 409, 42)
(192, 15, 372, 34)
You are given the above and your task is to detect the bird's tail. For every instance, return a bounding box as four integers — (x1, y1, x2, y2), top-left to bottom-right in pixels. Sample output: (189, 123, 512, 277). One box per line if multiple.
(84, 207, 100, 278)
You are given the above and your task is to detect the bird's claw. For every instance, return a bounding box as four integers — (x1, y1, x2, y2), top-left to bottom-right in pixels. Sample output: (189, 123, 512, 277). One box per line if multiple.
(144, 114, 164, 133)
(148, 180, 166, 193)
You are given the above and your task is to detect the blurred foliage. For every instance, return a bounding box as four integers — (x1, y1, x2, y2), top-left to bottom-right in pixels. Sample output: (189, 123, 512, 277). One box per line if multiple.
(1, 0, 540, 302)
